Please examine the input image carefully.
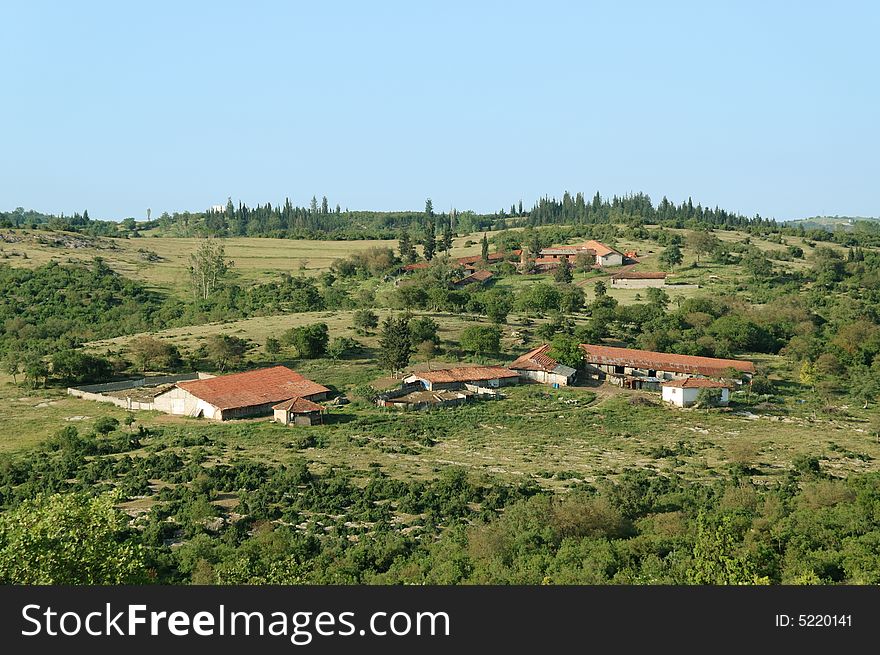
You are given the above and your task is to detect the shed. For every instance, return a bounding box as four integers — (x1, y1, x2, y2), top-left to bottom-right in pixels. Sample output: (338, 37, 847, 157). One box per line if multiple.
(662, 378, 730, 407)
(272, 396, 325, 426)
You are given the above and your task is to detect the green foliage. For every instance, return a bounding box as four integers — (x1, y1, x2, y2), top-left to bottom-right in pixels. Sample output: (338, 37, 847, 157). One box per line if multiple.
(460, 325, 501, 355)
(694, 387, 724, 408)
(353, 309, 379, 334)
(659, 244, 683, 269)
(206, 334, 249, 370)
(283, 323, 329, 359)
(408, 316, 440, 345)
(378, 314, 413, 376)
(128, 335, 182, 372)
(548, 334, 583, 369)
(50, 349, 112, 383)
(688, 512, 767, 585)
(94, 416, 120, 436)
(0, 492, 148, 584)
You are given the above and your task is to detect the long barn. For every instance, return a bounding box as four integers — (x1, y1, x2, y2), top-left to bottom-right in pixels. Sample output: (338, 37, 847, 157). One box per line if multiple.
(153, 365, 329, 420)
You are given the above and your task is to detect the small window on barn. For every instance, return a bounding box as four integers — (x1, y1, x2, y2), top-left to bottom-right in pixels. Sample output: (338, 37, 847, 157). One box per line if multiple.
(614, 365, 625, 374)
(648, 370, 656, 377)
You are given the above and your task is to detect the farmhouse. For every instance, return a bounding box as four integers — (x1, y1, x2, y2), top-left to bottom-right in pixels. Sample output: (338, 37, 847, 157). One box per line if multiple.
(272, 396, 325, 426)
(510, 344, 577, 386)
(662, 378, 730, 408)
(536, 240, 624, 268)
(452, 269, 493, 288)
(377, 383, 473, 410)
(610, 270, 667, 288)
(153, 365, 329, 420)
(404, 366, 520, 391)
(581, 344, 754, 388)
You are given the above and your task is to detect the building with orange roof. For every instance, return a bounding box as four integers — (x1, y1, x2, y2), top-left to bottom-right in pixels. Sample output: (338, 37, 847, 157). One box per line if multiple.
(537, 240, 624, 268)
(404, 365, 519, 391)
(153, 365, 329, 420)
(509, 344, 577, 386)
(272, 396, 325, 426)
(580, 343, 753, 390)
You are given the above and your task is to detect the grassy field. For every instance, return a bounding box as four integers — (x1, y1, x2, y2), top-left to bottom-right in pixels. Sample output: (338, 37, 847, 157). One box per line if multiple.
(4, 372, 878, 493)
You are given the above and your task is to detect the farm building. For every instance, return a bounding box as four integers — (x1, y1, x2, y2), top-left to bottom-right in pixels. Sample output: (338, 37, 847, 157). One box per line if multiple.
(153, 365, 329, 420)
(377, 383, 473, 410)
(662, 378, 730, 407)
(452, 269, 493, 288)
(610, 270, 667, 288)
(580, 344, 754, 386)
(510, 344, 578, 386)
(404, 366, 520, 391)
(536, 240, 624, 268)
(272, 396, 325, 426)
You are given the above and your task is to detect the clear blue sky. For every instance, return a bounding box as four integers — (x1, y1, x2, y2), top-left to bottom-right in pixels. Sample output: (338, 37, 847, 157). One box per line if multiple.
(1, 1, 877, 221)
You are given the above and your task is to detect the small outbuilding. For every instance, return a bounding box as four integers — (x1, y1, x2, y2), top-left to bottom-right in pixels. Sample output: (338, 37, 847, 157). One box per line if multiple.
(272, 396, 325, 426)
(661, 378, 730, 407)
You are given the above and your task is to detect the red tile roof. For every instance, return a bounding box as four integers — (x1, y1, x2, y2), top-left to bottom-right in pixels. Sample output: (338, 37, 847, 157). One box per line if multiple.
(580, 344, 755, 377)
(411, 366, 519, 384)
(402, 262, 430, 272)
(456, 252, 505, 266)
(539, 240, 622, 259)
(177, 366, 330, 410)
(510, 344, 559, 373)
(581, 240, 622, 257)
(453, 270, 493, 286)
(272, 396, 324, 413)
(662, 378, 730, 388)
(611, 271, 667, 280)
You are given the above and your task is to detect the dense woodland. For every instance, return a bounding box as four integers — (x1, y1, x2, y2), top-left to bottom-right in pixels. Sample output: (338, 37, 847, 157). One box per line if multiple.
(3, 193, 880, 585)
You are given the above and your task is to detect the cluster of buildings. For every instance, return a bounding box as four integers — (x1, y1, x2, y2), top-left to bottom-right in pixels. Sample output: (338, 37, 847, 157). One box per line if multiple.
(73, 341, 754, 421)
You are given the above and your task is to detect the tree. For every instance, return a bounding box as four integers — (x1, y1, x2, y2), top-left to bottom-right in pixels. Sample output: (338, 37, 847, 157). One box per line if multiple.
(51, 350, 112, 383)
(548, 334, 583, 369)
(265, 337, 281, 354)
(440, 217, 454, 253)
(189, 239, 233, 301)
(353, 309, 379, 334)
(94, 416, 120, 435)
(594, 280, 607, 297)
(409, 316, 440, 345)
(398, 231, 417, 264)
(460, 325, 501, 356)
(378, 315, 413, 377)
(554, 257, 573, 283)
(694, 387, 723, 409)
(128, 336, 181, 372)
(327, 336, 357, 361)
(742, 250, 772, 279)
(3, 349, 21, 384)
(558, 284, 585, 314)
(205, 334, 248, 370)
(21, 351, 48, 388)
(282, 323, 329, 359)
(644, 287, 670, 310)
(575, 251, 595, 277)
(124, 412, 137, 433)
(659, 244, 683, 270)
(0, 492, 148, 584)
(481, 233, 489, 264)
(423, 198, 436, 261)
(517, 283, 561, 314)
(482, 289, 513, 324)
(687, 512, 767, 585)
(687, 230, 720, 265)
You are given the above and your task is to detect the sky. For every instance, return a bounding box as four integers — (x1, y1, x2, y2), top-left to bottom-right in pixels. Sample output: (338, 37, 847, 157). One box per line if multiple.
(0, 1, 877, 221)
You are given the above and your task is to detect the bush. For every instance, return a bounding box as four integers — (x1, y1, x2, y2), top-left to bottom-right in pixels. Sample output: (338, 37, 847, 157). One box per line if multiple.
(460, 325, 501, 355)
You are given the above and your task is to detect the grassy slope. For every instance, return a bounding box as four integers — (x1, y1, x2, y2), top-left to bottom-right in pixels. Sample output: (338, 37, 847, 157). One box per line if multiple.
(2, 225, 878, 488)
